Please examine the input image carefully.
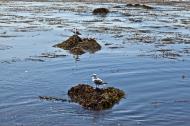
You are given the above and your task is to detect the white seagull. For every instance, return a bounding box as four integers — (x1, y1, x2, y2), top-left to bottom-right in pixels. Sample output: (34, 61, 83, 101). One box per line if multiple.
(91, 74, 107, 88)
(72, 28, 81, 35)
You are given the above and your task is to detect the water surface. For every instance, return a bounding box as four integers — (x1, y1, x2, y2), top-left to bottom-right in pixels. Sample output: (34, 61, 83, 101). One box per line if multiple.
(0, 1, 190, 126)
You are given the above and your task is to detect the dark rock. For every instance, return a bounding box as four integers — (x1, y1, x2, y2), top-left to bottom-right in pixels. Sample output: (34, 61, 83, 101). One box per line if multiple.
(70, 47, 85, 55)
(77, 38, 101, 53)
(53, 35, 101, 55)
(68, 84, 125, 110)
(126, 4, 133, 7)
(134, 4, 140, 7)
(93, 8, 109, 15)
(53, 35, 82, 50)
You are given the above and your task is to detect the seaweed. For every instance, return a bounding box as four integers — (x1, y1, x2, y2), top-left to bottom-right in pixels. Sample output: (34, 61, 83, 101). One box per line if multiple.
(126, 4, 153, 9)
(39, 96, 69, 102)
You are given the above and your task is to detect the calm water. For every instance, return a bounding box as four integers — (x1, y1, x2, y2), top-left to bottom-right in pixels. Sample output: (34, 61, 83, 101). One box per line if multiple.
(0, 1, 190, 126)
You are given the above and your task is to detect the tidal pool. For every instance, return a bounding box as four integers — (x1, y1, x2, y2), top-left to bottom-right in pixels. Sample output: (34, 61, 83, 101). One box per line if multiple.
(0, 1, 190, 126)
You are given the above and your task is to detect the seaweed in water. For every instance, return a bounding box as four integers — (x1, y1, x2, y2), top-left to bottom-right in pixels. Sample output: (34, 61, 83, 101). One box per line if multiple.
(39, 96, 69, 102)
(126, 4, 153, 9)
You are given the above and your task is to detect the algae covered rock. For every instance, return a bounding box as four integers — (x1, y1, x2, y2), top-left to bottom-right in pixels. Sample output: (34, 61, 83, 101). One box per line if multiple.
(53, 35, 82, 50)
(68, 84, 125, 110)
(53, 35, 101, 55)
(70, 47, 85, 55)
(93, 8, 109, 15)
(77, 38, 101, 53)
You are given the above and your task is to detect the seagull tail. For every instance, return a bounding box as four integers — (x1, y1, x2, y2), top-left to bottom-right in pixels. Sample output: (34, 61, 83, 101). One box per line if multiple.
(103, 82, 108, 84)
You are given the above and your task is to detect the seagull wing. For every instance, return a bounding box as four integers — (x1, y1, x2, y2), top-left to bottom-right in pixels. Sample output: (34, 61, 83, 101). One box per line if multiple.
(94, 78, 103, 84)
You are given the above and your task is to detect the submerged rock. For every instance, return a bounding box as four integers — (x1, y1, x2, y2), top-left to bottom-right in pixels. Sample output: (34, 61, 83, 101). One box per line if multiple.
(93, 8, 109, 15)
(68, 84, 125, 110)
(53, 35, 101, 55)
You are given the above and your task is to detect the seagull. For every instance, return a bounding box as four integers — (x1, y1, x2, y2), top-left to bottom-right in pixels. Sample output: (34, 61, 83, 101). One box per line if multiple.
(72, 28, 81, 35)
(91, 74, 107, 88)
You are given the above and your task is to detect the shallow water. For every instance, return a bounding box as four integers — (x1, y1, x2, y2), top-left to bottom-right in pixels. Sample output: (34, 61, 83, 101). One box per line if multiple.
(0, 1, 190, 126)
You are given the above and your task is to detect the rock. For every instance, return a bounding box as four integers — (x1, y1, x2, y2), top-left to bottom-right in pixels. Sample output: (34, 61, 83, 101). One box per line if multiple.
(68, 84, 125, 110)
(126, 4, 133, 7)
(142, 4, 153, 9)
(77, 38, 101, 53)
(93, 8, 109, 15)
(134, 4, 141, 7)
(70, 47, 85, 55)
(53, 35, 101, 55)
(53, 35, 82, 50)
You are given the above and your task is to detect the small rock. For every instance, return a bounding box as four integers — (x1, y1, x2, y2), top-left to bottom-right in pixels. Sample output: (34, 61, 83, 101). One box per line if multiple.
(53, 35, 101, 55)
(93, 8, 109, 15)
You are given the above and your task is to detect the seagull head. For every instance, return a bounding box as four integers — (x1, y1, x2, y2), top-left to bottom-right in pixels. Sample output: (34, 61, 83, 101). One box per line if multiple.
(92, 74, 97, 78)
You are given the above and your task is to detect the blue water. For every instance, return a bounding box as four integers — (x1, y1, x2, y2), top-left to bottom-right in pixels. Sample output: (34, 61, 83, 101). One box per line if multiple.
(0, 1, 190, 126)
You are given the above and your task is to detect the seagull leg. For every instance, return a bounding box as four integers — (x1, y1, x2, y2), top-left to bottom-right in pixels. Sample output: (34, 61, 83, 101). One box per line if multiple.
(96, 84, 98, 89)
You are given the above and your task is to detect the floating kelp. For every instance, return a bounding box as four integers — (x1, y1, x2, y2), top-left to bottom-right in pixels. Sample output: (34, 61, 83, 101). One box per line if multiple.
(93, 8, 109, 15)
(68, 84, 125, 110)
(126, 4, 153, 9)
(53, 35, 101, 55)
(39, 96, 70, 102)
(38, 52, 67, 58)
(161, 38, 175, 44)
